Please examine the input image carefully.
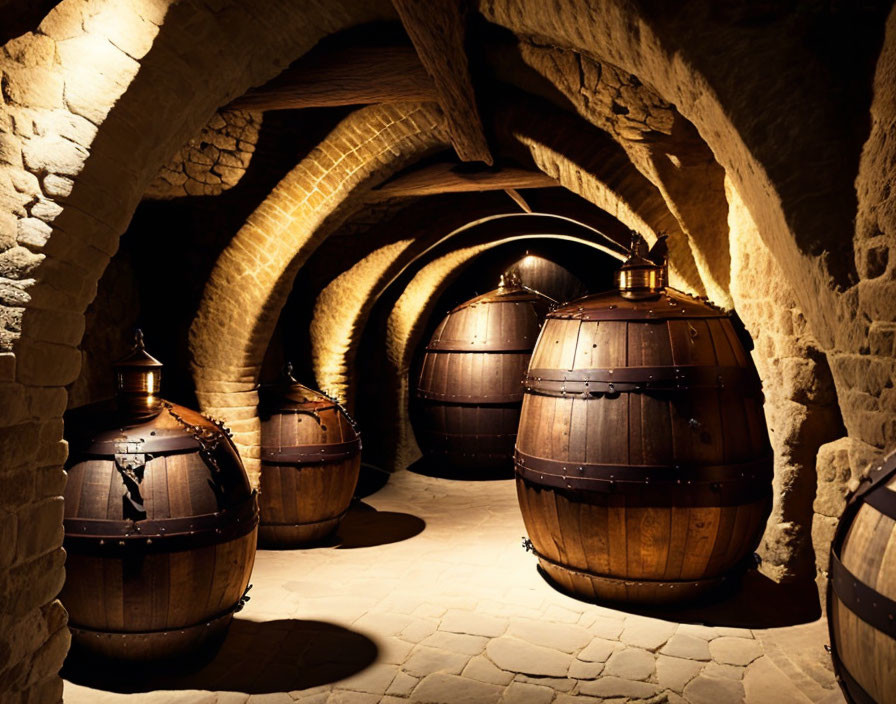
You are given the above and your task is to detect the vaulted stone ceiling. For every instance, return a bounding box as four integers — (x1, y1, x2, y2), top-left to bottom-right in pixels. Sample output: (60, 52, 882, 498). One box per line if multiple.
(0, 1, 895, 700)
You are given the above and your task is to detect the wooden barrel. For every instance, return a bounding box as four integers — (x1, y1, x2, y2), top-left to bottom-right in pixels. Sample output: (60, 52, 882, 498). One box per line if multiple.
(506, 253, 588, 304)
(515, 245, 772, 603)
(415, 280, 551, 473)
(62, 401, 258, 661)
(827, 451, 896, 703)
(259, 377, 361, 547)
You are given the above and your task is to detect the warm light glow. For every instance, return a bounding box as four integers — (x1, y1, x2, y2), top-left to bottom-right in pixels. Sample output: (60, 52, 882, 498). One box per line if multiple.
(311, 239, 415, 407)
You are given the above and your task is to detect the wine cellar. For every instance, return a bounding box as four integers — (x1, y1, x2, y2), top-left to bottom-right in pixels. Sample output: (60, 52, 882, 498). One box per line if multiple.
(1, 1, 895, 703)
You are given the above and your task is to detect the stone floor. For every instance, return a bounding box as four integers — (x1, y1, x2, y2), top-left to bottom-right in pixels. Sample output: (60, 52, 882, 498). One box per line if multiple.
(64, 470, 846, 704)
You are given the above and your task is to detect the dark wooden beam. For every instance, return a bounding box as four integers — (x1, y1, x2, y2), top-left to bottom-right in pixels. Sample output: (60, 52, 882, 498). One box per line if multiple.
(229, 46, 437, 111)
(392, 0, 493, 165)
(370, 162, 556, 198)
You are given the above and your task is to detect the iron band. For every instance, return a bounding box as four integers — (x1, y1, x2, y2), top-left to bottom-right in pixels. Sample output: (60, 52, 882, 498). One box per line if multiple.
(864, 483, 896, 521)
(260, 510, 347, 528)
(416, 389, 523, 404)
(69, 601, 239, 641)
(830, 547, 896, 640)
(74, 431, 201, 458)
(64, 493, 258, 555)
(260, 437, 361, 465)
(530, 544, 726, 590)
(515, 450, 773, 505)
(523, 365, 761, 396)
(547, 307, 727, 322)
(425, 341, 534, 352)
(827, 452, 896, 704)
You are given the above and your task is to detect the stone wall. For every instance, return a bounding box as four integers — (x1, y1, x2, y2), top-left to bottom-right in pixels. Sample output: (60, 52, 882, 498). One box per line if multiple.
(145, 109, 261, 199)
(0, 0, 396, 699)
(728, 182, 844, 582)
(1, 1, 895, 699)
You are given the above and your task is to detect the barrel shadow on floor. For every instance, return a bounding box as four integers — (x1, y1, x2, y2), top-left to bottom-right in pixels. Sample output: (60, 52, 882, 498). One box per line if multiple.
(335, 501, 426, 549)
(537, 567, 822, 628)
(62, 618, 378, 694)
(407, 457, 515, 481)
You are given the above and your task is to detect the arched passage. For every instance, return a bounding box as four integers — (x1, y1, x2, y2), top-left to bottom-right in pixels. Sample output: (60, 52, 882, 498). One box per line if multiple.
(310, 212, 626, 409)
(0, 2, 891, 698)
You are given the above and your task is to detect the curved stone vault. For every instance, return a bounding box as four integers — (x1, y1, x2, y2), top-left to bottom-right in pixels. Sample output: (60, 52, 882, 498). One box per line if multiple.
(0, 0, 894, 700)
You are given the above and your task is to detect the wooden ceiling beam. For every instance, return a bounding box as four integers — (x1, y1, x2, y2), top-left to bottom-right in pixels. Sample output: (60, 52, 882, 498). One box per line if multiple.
(228, 46, 437, 111)
(370, 162, 557, 198)
(392, 0, 494, 165)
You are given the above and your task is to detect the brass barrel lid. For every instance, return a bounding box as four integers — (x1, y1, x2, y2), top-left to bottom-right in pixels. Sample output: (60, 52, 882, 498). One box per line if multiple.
(450, 273, 553, 312)
(548, 286, 726, 322)
(615, 232, 668, 300)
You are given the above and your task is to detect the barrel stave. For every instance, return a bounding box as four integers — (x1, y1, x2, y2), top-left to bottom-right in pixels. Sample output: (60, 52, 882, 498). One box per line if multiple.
(830, 477, 896, 702)
(517, 287, 772, 604)
(259, 383, 361, 546)
(416, 284, 551, 473)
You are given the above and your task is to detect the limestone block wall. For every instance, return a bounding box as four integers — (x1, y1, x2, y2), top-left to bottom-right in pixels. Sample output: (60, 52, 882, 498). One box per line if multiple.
(727, 183, 844, 582)
(506, 43, 732, 306)
(145, 109, 262, 199)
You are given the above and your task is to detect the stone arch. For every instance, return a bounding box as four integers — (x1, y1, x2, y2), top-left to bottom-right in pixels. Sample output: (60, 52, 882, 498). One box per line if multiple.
(189, 102, 449, 482)
(364, 218, 625, 472)
(192, 93, 705, 479)
(482, 0, 885, 334)
(310, 213, 626, 410)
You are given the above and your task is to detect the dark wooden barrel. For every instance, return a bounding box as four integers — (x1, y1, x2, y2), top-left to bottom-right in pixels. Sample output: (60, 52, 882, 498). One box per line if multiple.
(506, 253, 588, 304)
(827, 451, 896, 704)
(259, 377, 361, 546)
(515, 242, 772, 603)
(62, 401, 258, 661)
(415, 279, 551, 473)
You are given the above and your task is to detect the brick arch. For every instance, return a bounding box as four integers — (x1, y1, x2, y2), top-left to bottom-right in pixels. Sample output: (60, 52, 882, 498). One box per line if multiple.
(189, 102, 449, 483)
(310, 213, 627, 413)
(192, 92, 703, 481)
(381, 230, 621, 471)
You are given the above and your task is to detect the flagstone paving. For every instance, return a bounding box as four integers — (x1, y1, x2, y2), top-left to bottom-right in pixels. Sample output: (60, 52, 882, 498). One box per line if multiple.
(64, 471, 846, 704)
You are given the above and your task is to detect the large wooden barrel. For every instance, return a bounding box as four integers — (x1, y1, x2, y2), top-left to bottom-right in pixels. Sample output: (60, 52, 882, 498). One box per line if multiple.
(515, 240, 773, 604)
(828, 451, 896, 703)
(61, 337, 257, 661)
(259, 375, 361, 547)
(506, 252, 588, 304)
(415, 278, 552, 473)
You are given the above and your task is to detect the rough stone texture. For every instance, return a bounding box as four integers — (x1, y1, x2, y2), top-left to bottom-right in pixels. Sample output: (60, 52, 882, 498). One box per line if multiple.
(811, 436, 882, 598)
(0, 0, 400, 699)
(145, 110, 262, 199)
(65, 249, 138, 409)
(3, 1, 896, 699)
(506, 43, 731, 306)
(683, 675, 745, 704)
(660, 635, 712, 662)
(604, 648, 656, 680)
(727, 180, 845, 583)
(486, 637, 573, 677)
(708, 638, 764, 667)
